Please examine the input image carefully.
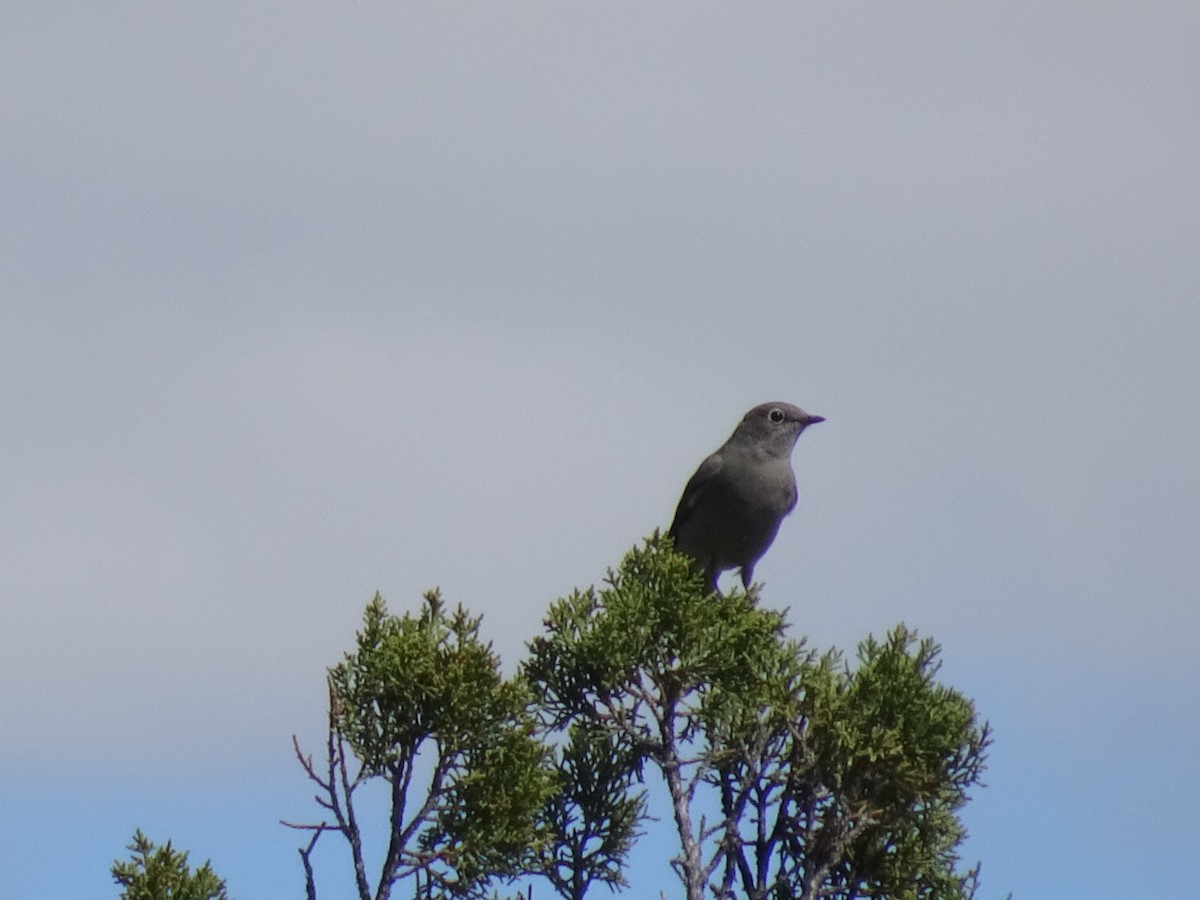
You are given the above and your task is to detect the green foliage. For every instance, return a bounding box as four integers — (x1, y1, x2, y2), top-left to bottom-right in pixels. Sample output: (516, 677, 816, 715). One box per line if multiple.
(526, 535, 794, 745)
(789, 629, 991, 899)
(333, 592, 515, 770)
(294, 590, 553, 900)
(537, 721, 647, 900)
(111, 830, 228, 900)
(290, 537, 991, 900)
(525, 534, 990, 900)
(526, 535, 810, 900)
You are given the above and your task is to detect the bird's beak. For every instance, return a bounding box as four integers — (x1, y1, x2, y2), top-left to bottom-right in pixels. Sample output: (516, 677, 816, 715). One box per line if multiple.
(805, 414, 826, 426)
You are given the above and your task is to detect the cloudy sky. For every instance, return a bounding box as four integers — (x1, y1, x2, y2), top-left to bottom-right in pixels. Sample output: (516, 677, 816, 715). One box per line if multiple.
(3, 3, 1198, 898)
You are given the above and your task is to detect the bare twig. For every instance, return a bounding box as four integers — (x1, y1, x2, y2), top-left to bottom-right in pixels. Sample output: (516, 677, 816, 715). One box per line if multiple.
(287, 680, 373, 900)
(300, 827, 323, 900)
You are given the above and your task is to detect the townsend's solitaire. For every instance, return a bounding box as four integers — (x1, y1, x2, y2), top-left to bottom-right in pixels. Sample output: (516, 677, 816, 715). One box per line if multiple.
(668, 402, 824, 592)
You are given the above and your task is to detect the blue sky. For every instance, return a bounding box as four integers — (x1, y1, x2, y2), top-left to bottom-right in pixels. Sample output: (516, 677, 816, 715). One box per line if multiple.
(3, 3, 1198, 898)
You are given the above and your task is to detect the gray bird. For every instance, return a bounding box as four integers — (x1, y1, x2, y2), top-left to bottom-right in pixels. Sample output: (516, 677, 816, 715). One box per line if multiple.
(668, 402, 824, 592)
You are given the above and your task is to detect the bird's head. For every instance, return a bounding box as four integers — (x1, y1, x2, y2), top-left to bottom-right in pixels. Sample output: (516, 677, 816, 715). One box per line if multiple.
(736, 402, 824, 455)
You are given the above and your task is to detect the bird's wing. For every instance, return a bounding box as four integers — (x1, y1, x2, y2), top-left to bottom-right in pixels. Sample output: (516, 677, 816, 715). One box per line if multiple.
(668, 452, 724, 539)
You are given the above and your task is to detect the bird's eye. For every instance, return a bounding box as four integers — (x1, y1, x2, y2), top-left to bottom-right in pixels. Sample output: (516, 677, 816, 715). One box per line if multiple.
(768, 408, 785, 423)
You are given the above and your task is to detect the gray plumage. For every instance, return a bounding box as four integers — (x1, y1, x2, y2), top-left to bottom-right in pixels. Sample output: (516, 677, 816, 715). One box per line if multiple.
(668, 402, 824, 592)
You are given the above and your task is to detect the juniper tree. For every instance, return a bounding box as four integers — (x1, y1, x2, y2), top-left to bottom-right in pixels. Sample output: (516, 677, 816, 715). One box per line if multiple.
(286, 591, 552, 900)
(524, 535, 989, 900)
(535, 720, 647, 900)
(286, 537, 990, 899)
(111, 830, 228, 900)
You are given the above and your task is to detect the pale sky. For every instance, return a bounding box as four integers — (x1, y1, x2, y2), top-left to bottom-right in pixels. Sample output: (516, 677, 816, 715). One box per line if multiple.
(3, 4, 1198, 898)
